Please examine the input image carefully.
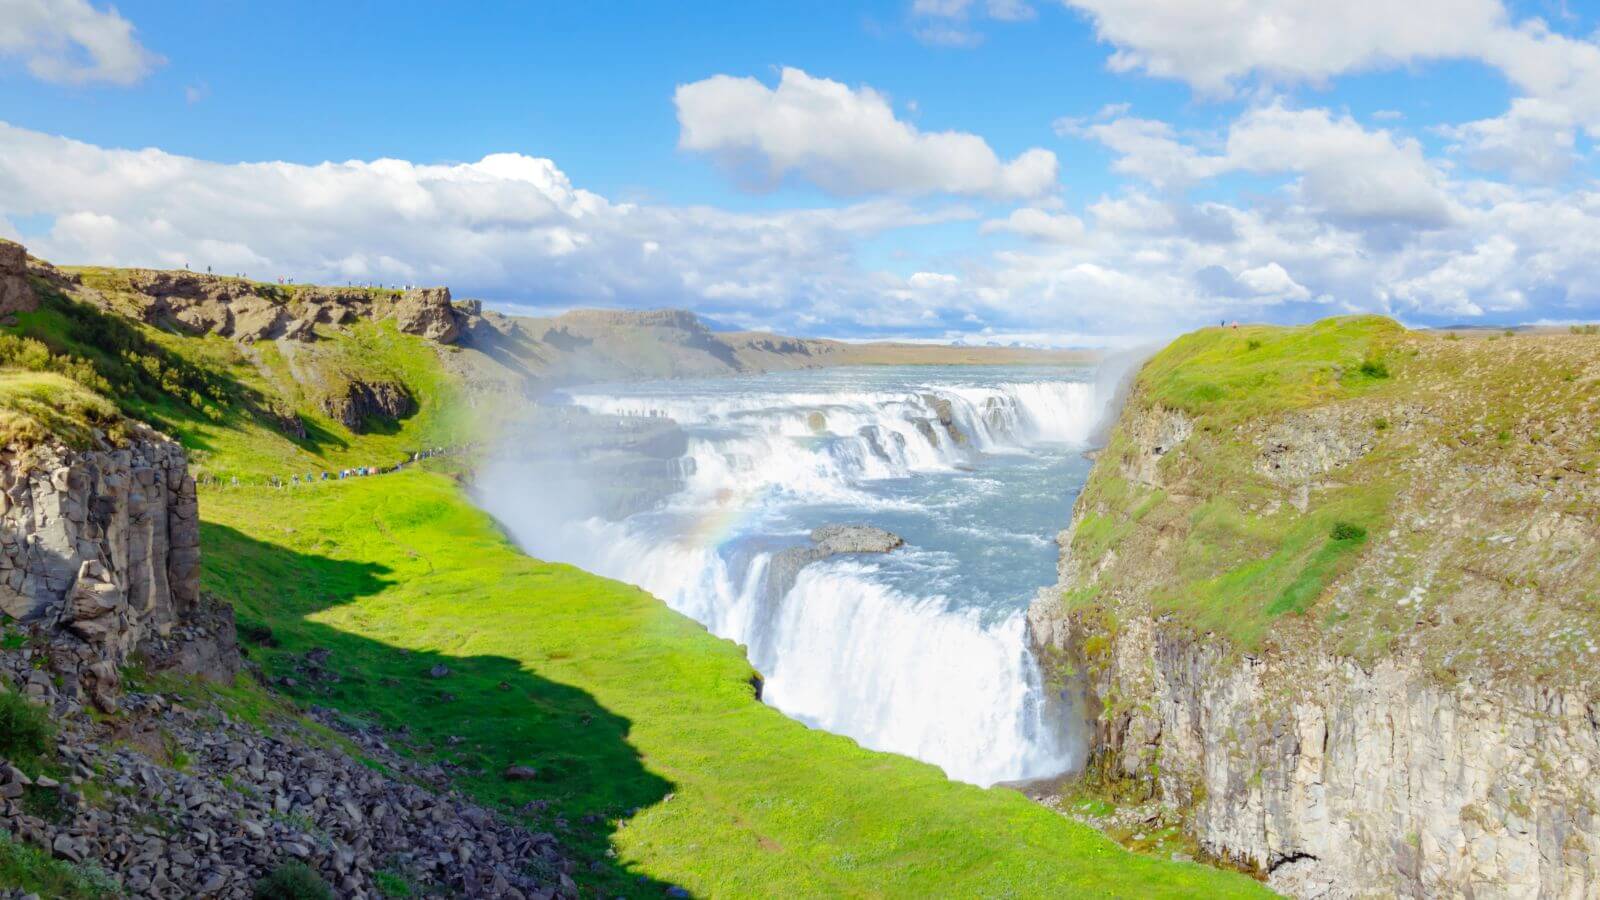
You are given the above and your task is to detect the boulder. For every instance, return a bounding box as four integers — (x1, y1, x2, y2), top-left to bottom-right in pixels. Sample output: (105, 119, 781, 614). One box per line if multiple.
(920, 394, 967, 445)
(257, 403, 308, 440)
(811, 524, 904, 554)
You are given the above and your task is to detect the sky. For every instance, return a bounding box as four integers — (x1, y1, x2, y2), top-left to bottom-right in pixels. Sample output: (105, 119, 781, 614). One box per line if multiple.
(1, 0, 1598, 345)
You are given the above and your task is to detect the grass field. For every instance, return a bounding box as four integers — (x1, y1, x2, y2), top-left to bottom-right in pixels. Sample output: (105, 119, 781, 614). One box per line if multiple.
(201, 474, 1270, 898)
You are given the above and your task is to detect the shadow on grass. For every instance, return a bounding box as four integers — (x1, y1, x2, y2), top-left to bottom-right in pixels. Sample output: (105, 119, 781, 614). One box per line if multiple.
(200, 522, 680, 898)
(287, 414, 350, 456)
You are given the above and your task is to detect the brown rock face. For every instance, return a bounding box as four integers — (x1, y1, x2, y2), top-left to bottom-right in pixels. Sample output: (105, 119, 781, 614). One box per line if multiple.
(0, 439, 203, 709)
(0, 239, 38, 316)
(391, 287, 461, 344)
(321, 379, 416, 433)
(295, 286, 375, 325)
(128, 270, 292, 342)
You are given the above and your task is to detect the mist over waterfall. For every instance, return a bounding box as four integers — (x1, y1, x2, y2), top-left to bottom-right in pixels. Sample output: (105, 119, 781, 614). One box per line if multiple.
(476, 366, 1111, 786)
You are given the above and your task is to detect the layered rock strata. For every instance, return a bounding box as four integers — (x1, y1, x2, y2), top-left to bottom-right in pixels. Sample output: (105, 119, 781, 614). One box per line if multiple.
(0, 439, 201, 710)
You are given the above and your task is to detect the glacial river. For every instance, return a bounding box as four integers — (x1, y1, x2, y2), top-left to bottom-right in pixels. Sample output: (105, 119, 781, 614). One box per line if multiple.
(480, 365, 1109, 786)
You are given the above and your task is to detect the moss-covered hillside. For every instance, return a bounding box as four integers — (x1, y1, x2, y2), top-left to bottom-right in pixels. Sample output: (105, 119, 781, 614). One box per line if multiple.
(1050, 315, 1600, 688)
(0, 266, 471, 480)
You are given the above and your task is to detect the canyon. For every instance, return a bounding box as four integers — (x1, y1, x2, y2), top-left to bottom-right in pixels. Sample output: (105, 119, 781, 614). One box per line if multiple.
(4, 237, 1595, 898)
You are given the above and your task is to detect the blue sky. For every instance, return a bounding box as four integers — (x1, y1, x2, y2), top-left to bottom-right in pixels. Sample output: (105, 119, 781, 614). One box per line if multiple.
(1, 0, 1598, 343)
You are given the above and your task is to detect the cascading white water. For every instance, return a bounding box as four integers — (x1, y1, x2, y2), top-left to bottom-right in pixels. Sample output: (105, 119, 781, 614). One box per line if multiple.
(478, 366, 1105, 786)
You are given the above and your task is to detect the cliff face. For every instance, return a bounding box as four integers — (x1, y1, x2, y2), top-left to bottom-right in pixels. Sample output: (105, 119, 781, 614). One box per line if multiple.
(320, 378, 416, 433)
(1028, 319, 1600, 899)
(72, 266, 474, 345)
(0, 437, 213, 710)
(0, 239, 37, 317)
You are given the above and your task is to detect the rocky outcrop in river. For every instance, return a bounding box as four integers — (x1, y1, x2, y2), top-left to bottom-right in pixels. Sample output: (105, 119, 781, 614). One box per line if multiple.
(764, 524, 905, 601)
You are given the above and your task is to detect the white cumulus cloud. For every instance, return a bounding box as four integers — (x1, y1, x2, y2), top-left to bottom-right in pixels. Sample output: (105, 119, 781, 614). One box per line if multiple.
(1440, 97, 1579, 182)
(0, 0, 162, 85)
(0, 120, 983, 335)
(1237, 262, 1310, 300)
(674, 67, 1058, 199)
(1054, 0, 1600, 159)
(981, 207, 1087, 243)
(1079, 104, 1457, 230)
(1058, 0, 1506, 94)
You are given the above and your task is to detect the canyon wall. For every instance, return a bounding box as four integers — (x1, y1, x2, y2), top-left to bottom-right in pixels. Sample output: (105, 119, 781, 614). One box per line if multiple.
(1031, 588, 1600, 897)
(1029, 322, 1600, 899)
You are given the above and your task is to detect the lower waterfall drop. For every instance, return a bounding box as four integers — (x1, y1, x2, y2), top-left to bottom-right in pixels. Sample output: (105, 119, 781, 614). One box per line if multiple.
(478, 365, 1108, 786)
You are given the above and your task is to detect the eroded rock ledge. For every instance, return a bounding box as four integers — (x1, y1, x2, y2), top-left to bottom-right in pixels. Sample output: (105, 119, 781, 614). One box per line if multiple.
(0, 239, 38, 317)
(89, 264, 477, 346)
(321, 379, 417, 433)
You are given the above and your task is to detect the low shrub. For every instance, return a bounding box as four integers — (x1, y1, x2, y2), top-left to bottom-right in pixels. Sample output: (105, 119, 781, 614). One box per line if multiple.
(1330, 522, 1367, 542)
(0, 828, 118, 899)
(253, 862, 333, 900)
(237, 620, 278, 647)
(0, 690, 54, 767)
(1357, 358, 1389, 379)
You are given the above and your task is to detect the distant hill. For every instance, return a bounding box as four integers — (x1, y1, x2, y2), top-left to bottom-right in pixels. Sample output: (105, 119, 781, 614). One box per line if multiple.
(460, 304, 1097, 390)
(33, 254, 1095, 401)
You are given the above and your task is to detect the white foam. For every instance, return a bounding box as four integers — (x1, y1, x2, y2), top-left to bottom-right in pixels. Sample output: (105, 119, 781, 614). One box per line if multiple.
(482, 373, 1106, 786)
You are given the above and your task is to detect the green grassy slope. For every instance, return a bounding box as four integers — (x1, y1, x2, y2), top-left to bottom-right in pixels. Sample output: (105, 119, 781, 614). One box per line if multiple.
(202, 473, 1268, 898)
(1054, 316, 1600, 681)
(1063, 316, 1404, 647)
(2, 278, 471, 479)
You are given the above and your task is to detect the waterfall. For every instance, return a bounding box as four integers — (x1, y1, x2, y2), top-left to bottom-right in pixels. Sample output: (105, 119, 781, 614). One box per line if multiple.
(479, 369, 1105, 786)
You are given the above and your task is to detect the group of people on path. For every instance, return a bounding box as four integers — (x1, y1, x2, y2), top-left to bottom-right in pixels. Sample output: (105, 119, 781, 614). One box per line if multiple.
(213, 446, 467, 489)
